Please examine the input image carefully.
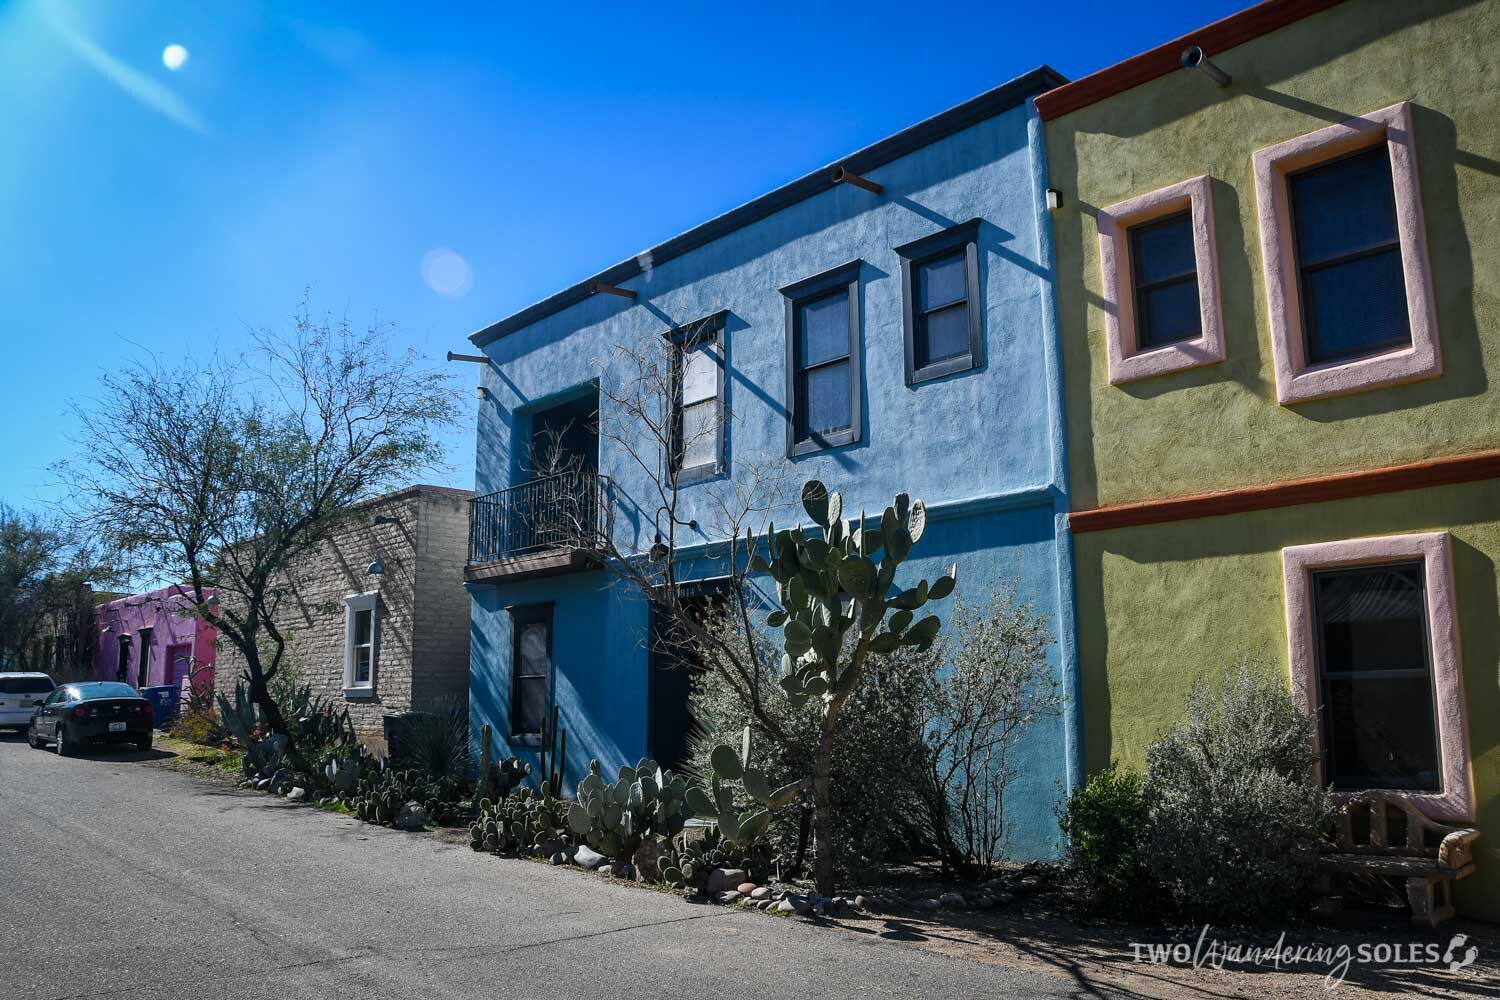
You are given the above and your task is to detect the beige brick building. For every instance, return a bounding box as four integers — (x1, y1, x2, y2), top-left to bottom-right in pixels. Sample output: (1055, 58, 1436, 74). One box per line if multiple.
(214, 484, 473, 748)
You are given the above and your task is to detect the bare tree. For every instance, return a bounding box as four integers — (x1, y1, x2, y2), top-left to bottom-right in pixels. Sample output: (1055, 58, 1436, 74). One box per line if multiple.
(59, 306, 459, 751)
(0, 503, 120, 672)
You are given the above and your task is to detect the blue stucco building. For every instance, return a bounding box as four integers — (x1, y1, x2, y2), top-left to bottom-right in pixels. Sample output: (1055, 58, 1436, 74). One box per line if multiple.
(464, 65, 1080, 859)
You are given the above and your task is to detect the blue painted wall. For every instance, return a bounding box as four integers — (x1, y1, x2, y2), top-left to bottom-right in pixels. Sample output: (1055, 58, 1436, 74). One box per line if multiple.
(469, 90, 1077, 859)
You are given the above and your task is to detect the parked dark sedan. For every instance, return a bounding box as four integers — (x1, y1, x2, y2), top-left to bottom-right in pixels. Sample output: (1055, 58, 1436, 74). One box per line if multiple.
(28, 682, 153, 755)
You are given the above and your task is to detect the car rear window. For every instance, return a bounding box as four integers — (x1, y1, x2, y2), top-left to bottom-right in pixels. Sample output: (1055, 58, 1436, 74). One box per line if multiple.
(0, 676, 56, 695)
(79, 682, 141, 700)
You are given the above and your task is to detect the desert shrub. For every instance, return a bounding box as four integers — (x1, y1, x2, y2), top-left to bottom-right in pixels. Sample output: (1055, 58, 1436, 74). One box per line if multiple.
(1143, 664, 1332, 925)
(687, 607, 935, 882)
(391, 698, 470, 780)
(919, 584, 1060, 879)
(1060, 763, 1163, 917)
(169, 701, 226, 747)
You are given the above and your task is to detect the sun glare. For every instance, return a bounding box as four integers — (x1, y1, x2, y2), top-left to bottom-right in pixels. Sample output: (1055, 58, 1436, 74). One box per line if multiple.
(162, 44, 189, 71)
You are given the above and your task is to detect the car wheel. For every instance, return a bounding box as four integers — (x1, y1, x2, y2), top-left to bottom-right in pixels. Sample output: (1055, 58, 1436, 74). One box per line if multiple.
(27, 723, 43, 749)
(55, 724, 71, 757)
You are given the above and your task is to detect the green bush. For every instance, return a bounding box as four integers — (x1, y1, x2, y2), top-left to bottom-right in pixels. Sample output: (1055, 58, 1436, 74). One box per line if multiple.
(1143, 665, 1332, 925)
(1060, 763, 1162, 918)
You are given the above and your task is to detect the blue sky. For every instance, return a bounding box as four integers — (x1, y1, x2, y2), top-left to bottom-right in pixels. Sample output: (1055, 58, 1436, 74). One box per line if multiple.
(0, 0, 1245, 510)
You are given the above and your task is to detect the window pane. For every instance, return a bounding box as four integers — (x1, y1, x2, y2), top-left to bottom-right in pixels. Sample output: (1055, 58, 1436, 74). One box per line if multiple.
(518, 622, 549, 678)
(798, 360, 851, 439)
(680, 346, 716, 405)
(1325, 676, 1439, 791)
(679, 399, 718, 470)
(919, 251, 967, 311)
(1315, 563, 1426, 672)
(799, 291, 849, 368)
(1290, 145, 1400, 266)
(355, 647, 371, 685)
(917, 302, 970, 367)
(1313, 562, 1439, 792)
(515, 676, 549, 735)
(1138, 277, 1202, 348)
(1302, 248, 1411, 364)
(1130, 212, 1197, 286)
(354, 608, 372, 646)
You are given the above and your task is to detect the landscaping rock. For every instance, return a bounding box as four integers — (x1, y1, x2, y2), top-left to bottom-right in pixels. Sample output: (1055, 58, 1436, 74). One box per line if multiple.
(1014, 875, 1042, 894)
(736, 882, 757, 895)
(853, 895, 871, 910)
(393, 801, 428, 831)
(914, 898, 942, 911)
(573, 845, 610, 871)
(549, 852, 567, 866)
(631, 838, 666, 883)
(287, 787, 307, 802)
(716, 890, 743, 905)
(992, 891, 1016, 906)
(255, 778, 271, 791)
(775, 899, 799, 914)
(706, 868, 748, 894)
(749, 886, 773, 901)
(608, 862, 634, 879)
(938, 892, 965, 909)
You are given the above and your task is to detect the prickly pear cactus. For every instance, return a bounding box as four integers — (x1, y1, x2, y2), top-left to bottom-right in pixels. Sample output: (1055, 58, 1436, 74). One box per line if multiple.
(567, 757, 696, 862)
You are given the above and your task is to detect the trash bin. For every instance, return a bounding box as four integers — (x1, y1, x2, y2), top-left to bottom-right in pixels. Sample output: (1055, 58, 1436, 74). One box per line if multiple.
(141, 685, 182, 727)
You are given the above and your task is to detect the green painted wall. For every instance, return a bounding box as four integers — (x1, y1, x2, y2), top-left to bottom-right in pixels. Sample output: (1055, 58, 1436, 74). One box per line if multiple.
(1073, 479, 1500, 918)
(1046, 0, 1500, 509)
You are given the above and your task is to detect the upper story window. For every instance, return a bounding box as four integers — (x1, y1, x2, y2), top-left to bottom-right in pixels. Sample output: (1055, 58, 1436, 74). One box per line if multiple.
(1282, 531, 1473, 821)
(1288, 146, 1409, 365)
(1129, 212, 1200, 349)
(1253, 101, 1439, 404)
(781, 261, 862, 457)
(509, 602, 554, 741)
(343, 592, 378, 696)
(895, 220, 984, 385)
(1096, 174, 1225, 384)
(668, 312, 726, 483)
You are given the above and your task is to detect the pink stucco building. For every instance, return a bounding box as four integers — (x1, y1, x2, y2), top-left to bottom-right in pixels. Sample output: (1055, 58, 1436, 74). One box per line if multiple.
(93, 585, 217, 694)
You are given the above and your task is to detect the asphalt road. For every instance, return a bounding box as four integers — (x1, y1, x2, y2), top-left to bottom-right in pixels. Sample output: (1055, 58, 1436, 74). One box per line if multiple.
(0, 733, 1112, 1000)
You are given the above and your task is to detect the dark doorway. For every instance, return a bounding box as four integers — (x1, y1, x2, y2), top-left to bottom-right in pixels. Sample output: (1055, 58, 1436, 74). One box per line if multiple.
(136, 628, 153, 687)
(527, 392, 598, 479)
(647, 580, 730, 773)
(115, 636, 131, 683)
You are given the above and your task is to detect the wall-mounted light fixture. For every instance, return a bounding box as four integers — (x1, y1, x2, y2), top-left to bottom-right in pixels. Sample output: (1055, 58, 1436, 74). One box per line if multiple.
(588, 280, 637, 300)
(476, 385, 491, 401)
(373, 515, 400, 526)
(447, 351, 488, 364)
(1046, 188, 1063, 211)
(829, 165, 883, 195)
(367, 554, 386, 577)
(650, 507, 698, 562)
(1181, 45, 1231, 87)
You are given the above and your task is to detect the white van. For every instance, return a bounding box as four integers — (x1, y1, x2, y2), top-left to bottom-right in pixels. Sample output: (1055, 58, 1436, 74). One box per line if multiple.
(0, 673, 57, 731)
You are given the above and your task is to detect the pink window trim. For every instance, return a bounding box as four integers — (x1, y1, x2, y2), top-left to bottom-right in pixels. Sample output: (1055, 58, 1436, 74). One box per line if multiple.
(1281, 532, 1474, 822)
(1097, 174, 1225, 385)
(1253, 101, 1441, 404)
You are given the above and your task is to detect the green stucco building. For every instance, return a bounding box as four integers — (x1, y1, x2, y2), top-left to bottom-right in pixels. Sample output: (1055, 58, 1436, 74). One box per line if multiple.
(1040, 0, 1500, 918)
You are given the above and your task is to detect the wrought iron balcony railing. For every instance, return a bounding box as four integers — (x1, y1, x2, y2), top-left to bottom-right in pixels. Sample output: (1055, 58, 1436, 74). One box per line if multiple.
(468, 471, 610, 565)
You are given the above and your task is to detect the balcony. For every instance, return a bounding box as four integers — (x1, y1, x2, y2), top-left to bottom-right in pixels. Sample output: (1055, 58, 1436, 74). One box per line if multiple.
(466, 472, 611, 584)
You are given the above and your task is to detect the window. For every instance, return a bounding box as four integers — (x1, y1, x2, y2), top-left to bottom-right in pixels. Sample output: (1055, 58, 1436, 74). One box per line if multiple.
(896, 220, 983, 384)
(668, 312, 726, 482)
(1129, 212, 1200, 349)
(1282, 532, 1473, 820)
(1253, 101, 1439, 403)
(115, 636, 130, 683)
(1289, 146, 1409, 365)
(342, 592, 378, 695)
(508, 603, 553, 740)
(136, 628, 153, 687)
(781, 260, 862, 456)
(1096, 175, 1224, 383)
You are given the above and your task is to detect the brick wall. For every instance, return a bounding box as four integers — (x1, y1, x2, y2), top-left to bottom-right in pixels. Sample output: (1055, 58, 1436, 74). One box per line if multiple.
(214, 485, 473, 749)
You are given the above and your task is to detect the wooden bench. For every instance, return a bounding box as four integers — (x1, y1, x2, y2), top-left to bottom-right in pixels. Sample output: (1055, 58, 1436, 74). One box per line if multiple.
(1319, 792, 1480, 927)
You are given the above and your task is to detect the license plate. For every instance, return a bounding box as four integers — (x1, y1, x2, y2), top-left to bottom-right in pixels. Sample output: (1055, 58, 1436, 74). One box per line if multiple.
(109, 721, 127, 733)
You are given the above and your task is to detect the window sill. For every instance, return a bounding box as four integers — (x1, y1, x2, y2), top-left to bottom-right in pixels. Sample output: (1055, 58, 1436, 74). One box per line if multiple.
(511, 733, 542, 747)
(789, 429, 857, 458)
(344, 686, 376, 700)
(1274, 342, 1441, 405)
(908, 353, 979, 386)
(672, 463, 723, 487)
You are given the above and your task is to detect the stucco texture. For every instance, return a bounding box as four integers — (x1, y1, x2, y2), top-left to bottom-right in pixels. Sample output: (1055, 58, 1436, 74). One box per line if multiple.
(1073, 478, 1500, 918)
(1046, 0, 1500, 509)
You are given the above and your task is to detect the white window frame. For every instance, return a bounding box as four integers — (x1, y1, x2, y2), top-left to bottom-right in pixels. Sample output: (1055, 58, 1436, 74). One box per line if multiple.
(343, 591, 379, 697)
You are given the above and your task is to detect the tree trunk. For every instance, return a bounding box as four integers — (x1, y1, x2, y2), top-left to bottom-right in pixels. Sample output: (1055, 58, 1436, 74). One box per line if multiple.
(812, 719, 837, 898)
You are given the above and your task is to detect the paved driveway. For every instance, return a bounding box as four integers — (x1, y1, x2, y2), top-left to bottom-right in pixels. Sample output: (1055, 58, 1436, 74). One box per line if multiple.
(0, 734, 1116, 999)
